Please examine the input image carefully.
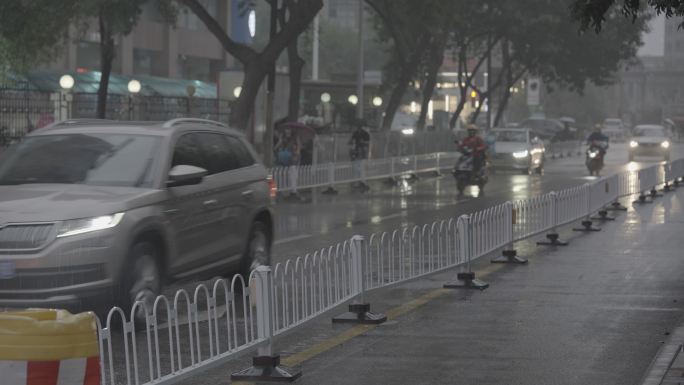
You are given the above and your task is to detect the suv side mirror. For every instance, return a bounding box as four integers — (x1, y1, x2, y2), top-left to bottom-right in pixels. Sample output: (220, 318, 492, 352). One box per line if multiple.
(167, 165, 207, 187)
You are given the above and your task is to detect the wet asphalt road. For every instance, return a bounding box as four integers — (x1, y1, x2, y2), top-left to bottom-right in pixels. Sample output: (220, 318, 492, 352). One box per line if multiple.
(269, 143, 681, 263)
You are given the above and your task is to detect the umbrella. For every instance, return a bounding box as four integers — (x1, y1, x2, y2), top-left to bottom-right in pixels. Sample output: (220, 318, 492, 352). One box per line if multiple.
(276, 122, 316, 143)
(559, 117, 576, 124)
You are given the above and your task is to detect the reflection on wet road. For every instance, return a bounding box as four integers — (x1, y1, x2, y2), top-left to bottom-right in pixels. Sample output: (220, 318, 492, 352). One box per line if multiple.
(271, 144, 684, 261)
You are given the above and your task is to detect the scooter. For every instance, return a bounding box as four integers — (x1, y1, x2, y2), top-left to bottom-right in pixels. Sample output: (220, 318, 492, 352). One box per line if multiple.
(452, 147, 488, 196)
(585, 140, 607, 176)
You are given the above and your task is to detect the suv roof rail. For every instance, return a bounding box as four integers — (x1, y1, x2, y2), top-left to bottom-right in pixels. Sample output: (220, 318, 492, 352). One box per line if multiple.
(162, 118, 228, 129)
(43, 119, 119, 129)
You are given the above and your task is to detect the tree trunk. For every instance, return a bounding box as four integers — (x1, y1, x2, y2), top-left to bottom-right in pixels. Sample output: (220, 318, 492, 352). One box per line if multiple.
(416, 36, 445, 130)
(494, 89, 511, 127)
(381, 34, 430, 130)
(229, 63, 269, 131)
(287, 39, 305, 122)
(96, 12, 115, 119)
(449, 47, 468, 129)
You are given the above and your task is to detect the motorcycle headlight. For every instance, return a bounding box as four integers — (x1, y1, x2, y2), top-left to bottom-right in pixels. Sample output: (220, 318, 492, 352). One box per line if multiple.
(57, 213, 125, 238)
(661, 141, 670, 148)
(629, 140, 638, 148)
(512, 150, 529, 159)
(588, 151, 598, 158)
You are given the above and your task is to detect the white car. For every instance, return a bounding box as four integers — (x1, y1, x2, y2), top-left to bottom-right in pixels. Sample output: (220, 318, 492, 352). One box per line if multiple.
(488, 128, 545, 174)
(603, 118, 626, 142)
(629, 124, 671, 161)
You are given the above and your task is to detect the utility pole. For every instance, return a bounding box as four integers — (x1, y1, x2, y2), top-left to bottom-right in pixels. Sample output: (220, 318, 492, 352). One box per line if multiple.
(486, 34, 492, 130)
(356, 0, 364, 120)
(313, 13, 319, 80)
(263, 1, 278, 167)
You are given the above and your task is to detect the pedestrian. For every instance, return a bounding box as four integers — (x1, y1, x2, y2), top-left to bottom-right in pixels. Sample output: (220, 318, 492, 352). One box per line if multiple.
(349, 120, 370, 191)
(275, 127, 301, 167)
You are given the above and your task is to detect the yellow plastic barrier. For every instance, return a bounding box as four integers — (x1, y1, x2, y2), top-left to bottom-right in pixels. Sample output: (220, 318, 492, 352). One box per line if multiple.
(0, 309, 100, 385)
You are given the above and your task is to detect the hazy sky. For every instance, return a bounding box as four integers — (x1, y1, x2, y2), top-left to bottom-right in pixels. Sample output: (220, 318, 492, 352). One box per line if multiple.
(638, 13, 665, 56)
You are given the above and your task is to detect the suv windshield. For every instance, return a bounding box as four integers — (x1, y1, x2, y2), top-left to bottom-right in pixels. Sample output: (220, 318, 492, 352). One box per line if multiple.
(0, 133, 161, 187)
(634, 128, 665, 137)
(494, 130, 527, 143)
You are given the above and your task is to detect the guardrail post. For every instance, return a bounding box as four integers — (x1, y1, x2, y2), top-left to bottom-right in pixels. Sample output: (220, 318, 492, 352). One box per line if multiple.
(322, 162, 338, 195)
(492, 202, 528, 264)
(633, 169, 654, 204)
(444, 215, 489, 290)
(537, 192, 569, 246)
(573, 185, 601, 232)
(434, 153, 442, 177)
(591, 179, 617, 221)
(231, 266, 301, 382)
(332, 235, 387, 324)
(385, 157, 399, 186)
(410, 155, 420, 181)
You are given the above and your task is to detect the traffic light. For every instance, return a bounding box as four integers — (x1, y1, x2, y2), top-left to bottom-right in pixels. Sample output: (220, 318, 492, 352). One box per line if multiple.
(470, 90, 477, 108)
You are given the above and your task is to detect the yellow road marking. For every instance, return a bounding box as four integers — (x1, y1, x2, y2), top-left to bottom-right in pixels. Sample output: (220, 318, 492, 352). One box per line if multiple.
(232, 262, 507, 384)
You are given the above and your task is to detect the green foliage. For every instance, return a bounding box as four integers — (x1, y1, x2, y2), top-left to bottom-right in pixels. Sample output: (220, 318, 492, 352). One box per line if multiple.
(571, 0, 684, 31)
(0, 0, 80, 73)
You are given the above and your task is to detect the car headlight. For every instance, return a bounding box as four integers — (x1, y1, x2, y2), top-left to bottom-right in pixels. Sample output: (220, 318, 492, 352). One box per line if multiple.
(629, 140, 638, 148)
(661, 141, 670, 148)
(512, 150, 529, 159)
(57, 213, 125, 238)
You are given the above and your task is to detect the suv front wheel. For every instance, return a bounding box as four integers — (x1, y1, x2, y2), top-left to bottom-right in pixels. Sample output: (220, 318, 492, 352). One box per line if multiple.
(120, 241, 162, 323)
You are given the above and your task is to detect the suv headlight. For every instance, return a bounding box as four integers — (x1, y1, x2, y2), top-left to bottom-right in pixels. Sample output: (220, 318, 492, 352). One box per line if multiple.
(661, 140, 670, 148)
(57, 213, 125, 238)
(512, 150, 529, 159)
(629, 140, 638, 148)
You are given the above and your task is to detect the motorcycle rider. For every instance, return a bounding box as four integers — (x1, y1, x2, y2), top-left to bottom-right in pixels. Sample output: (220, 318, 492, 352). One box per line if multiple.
(586, 124, 609, 155)
(458, 123, 488, 173)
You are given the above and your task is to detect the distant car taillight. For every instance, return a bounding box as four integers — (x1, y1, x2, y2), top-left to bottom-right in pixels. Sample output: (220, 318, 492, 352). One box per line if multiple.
(267, 176, 277, 198)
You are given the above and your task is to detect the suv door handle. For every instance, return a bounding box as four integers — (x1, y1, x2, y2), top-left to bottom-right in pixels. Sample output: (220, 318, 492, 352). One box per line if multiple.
(203, 199, 218, 207)
(241, 190, 254, 198)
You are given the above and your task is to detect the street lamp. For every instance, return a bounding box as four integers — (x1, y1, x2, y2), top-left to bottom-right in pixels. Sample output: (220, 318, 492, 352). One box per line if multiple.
(321, 92, 331, 103)
(57, 74, 74, 121)
(233, 86, 242, 98)
(372, 96, 382, 107)
(348, 94, 358, 105)
(127, 79, 141, 120)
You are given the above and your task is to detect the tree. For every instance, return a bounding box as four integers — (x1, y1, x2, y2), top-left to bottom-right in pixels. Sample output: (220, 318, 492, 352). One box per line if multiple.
(366, 0, 442, 130)
(0, 1, 81, 75)
(571, 0, 684, 31)
(84, 0, 150, 118)
(179, 0, 322, 131)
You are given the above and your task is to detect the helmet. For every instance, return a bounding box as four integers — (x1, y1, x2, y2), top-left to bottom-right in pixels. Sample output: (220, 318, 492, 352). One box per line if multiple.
(466, 123, 479, 135)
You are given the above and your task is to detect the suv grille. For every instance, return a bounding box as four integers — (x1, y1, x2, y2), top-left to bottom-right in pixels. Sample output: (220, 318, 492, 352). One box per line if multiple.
(0, 264, 107, 290)
(0, 224, 55, 250)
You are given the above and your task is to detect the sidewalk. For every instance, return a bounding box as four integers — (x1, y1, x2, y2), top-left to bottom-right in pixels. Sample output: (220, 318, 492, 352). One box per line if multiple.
(183, 185, 684, 385)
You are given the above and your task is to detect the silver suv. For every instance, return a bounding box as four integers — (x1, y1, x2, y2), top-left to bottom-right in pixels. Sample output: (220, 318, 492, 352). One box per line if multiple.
(0, 118, 274, 313)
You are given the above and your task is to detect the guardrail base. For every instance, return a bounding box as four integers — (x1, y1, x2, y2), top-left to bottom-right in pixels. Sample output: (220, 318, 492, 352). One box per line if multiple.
(321, 186, 338, 195)
(650, 188, 663, 198)
(443, 272, 489, 290)
(231, 355, 301, 383)
(332, 303, 387, 324)
(384, 177, 400, 186)
(573, 220, 601, 232)
(606, 201, 628, 211)
(633, 194, 653, 204)
(674, 178, 681, 187)
(662, 182, 672, 192)
(491, 249, 528, 264)
(352, 182, 371, 192)
(591, 210, 616, 221)
(537, 233, 569, 246)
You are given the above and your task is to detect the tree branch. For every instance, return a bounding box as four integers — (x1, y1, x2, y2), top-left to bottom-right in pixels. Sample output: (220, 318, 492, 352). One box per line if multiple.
(180, 0, 257, 64)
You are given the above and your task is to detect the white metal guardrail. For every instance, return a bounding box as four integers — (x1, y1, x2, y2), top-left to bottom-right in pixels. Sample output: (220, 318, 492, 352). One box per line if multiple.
(271, 152, 459, 193)
(94, 157, 684, 385)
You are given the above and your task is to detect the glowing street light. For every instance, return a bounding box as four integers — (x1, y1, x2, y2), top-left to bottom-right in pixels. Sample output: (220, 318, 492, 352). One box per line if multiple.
(59, 74, 75, 90)
(233, 86, 242, 98)
(321, 92, 331, 103)
(372, 96, 383, 107)
(348, 94, 358, 105)
(127, 79, 141, 94)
